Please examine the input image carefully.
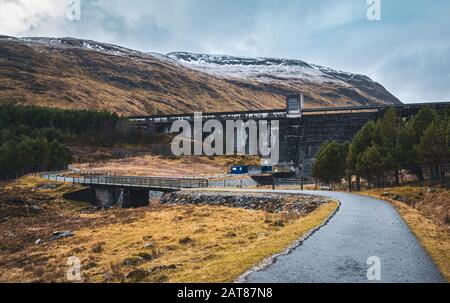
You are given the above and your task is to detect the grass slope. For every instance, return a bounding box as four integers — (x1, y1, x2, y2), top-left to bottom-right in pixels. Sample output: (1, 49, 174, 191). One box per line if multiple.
(0, 176, 337, 283)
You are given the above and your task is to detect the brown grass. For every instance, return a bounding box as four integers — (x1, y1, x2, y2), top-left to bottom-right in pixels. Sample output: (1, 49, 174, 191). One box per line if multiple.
(362, 187, 450, 281)
(0, 176, 337, 283)
(0, 39, 398, 116)
(71, 154, 260, 177)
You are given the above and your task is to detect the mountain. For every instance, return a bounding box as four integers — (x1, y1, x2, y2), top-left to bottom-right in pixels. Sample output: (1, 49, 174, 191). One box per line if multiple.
(168, 52, 401, 108)
(0, 36, 401, 116)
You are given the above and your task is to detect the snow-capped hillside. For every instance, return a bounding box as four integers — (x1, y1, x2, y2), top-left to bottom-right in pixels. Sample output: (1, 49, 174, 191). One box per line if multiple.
(168, 52, 366, 85)
(19, 36, 144, 58)
(168, 52, 401, 107)
(167, 52, 336, 83)
(0, 36, 401, 114)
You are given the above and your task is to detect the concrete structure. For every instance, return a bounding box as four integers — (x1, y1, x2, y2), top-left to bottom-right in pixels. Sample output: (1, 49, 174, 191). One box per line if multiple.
(129, 101, 450, 179)
(286, 94, 304, 118)
(56, 174, 209, 208)
(64, 186, 151, 208)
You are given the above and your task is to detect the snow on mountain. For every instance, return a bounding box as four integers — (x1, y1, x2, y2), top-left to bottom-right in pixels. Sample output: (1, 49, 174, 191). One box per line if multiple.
(168, 52, 360, 85)
(4, 36, 382, 88)
(12, 36, 145, 58)
(166, 52, 401, 107)
(0, 36, 401, 113)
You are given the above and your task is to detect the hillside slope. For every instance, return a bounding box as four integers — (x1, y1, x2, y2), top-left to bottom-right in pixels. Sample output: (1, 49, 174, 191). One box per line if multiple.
(168, 52, 401, 108)
(0, 36, 401, 116)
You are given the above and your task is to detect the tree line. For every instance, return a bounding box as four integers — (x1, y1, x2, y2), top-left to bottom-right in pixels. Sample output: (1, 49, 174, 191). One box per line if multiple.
(313, 107, 450, 189)
(0, 104, 122, 179)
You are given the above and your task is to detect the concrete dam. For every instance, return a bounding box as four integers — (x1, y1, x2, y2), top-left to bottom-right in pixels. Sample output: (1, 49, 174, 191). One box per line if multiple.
(129, 96, 450, 179)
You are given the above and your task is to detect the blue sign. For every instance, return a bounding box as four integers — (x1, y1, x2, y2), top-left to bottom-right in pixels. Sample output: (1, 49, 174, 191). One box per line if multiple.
(230, 166, 248, 174)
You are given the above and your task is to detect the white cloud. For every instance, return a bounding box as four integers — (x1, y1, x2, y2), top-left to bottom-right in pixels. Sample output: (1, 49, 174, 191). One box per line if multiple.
(0, 0, 65, 36)
(374, 47, 450, 103)
(0, 0, 449, 102)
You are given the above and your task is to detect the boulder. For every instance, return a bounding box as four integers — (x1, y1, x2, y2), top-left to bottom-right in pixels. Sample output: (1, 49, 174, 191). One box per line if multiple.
(122, 256, 145, 267)
(51, 231, 74, 240)
(179, 237, 195, 245)
(125, 269, 149, 281)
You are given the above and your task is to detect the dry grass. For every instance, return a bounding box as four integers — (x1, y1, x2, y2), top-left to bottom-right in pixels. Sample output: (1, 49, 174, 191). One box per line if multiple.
(0, 39, 398, 117)
(362, 186, 449, 228)
(362, 187, 450, 281)
(0, 176, 337, 283)
(0, 39, 287, 116)
(71, 154, 260, 177)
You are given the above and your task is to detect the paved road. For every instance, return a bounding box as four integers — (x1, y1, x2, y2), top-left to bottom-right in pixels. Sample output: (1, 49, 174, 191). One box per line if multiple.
(199, 189, 445, 283)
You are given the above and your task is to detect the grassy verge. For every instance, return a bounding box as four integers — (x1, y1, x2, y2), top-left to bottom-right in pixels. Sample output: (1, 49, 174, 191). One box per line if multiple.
(70, 153, 260, 177)
(0, 176, 337, 283)
(362, 187, 449, 281)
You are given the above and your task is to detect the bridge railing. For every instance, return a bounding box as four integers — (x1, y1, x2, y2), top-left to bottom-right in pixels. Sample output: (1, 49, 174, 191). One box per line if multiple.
(79, 175, 209, 189)
(128, 101, 450, 123)
(129, 110, 287, 123)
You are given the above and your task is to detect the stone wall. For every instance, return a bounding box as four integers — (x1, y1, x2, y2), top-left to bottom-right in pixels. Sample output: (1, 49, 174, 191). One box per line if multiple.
(160, 191, 328, 214)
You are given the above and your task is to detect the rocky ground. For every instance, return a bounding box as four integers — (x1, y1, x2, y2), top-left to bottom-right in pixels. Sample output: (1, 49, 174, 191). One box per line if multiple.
(161, 191, 327, 215)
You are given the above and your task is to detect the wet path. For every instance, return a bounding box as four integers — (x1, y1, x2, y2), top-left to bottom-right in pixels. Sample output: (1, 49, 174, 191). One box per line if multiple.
(206, 189, 446, 283)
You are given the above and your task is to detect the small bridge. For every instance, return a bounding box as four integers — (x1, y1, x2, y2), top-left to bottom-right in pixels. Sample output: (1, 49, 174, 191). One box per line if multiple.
(44, 173, 208, 208)
(77, 175, 208, 190)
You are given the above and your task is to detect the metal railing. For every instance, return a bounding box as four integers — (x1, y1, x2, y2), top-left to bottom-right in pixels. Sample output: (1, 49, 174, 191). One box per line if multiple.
(44, 173, 208, 190)
(1, 166, 68, 182)
(100, 176, 208, 189)
(274, 178, 303, 184)
(128, 101, 450, 123)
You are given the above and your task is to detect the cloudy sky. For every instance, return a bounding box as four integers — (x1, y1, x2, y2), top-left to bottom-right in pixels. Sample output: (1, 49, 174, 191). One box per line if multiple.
(0, 0, 449, 103)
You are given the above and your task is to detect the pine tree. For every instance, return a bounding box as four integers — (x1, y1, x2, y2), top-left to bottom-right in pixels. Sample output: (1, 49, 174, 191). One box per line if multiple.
(313, 141, 349, 188)
(417, 118, 448, 182)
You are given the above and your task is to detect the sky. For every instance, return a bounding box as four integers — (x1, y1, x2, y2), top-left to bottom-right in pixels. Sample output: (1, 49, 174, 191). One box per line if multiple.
(0, 0, 449, 103)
